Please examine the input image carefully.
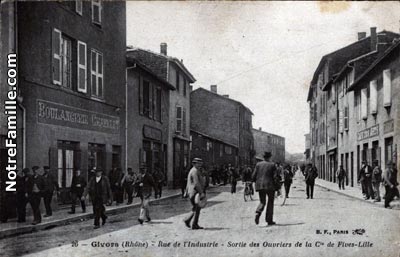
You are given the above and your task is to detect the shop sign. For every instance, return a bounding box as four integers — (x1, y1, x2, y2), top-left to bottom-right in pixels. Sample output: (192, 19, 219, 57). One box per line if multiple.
(143, 125, 162, 141)
(384, 119, 394, 134)
(357, 125, 379, 141)
(37, 100, 120, 134)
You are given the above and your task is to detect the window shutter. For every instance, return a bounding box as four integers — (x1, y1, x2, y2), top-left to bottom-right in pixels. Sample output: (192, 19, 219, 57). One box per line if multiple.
(91, 50, 96, 95)
(383, 69, 391, 107)
(344, 107, 349, 130)
(182, 107, 186, 136)
(52, 28, 62, 85)
(92, 0, 102, 24)
(361, 88, 368, 119)
(77, 41, 87, 93)
(339, 109, 344, 133)
(149, 83, 154, 119)
(98, 53, 103, 98)
(176, 106, 182, 133)
(370, 80, 378, 114)
(76, 0, 83, 15)
(139, 77, 143, 115)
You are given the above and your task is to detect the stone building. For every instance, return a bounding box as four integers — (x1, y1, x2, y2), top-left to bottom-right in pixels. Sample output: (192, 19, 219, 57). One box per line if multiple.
(252, 128, 285, 164)
(126, 45, 196, 188)
(190, 86, 254, 168)
(0, 1, 127, 206)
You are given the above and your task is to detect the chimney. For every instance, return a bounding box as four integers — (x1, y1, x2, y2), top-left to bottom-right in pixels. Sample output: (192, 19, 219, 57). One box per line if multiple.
(210, 85, 217, 93)
(370, 27, 377, 51)
(160, 43, 167, 55)
(259, 127, 262, 131)
(357, 32, 366, 41)
(189, 85, 193, 93)
(222, 94, 229, 98)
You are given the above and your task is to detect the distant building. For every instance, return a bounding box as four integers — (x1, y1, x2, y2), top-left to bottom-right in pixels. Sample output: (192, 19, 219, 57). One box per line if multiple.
(252, 128, 285, 164)
(190, 86, 254, 168)
(126, 44, 196, 188)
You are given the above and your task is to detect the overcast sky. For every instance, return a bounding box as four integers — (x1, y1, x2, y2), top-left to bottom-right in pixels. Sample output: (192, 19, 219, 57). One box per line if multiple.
(126, 1, 400, 154)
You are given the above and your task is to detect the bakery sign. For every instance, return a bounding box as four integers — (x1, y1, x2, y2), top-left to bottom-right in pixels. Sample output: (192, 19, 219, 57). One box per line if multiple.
(357, 125, 379, 141)
(37, 100, 120, 134)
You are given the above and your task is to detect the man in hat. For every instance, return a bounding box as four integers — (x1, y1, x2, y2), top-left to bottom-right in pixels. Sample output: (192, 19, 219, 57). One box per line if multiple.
(137, 164, 156, 224)
(184, 158, 206, 229)
(371, 160, 382, 202)
(336, 165, 347, 190)
(121, 167, 136, 205)
(252, 152, 278, 226)
(82, 168, 112, 229)
(42, 166, 59, 217)
(69, 168, 87, 214)
(359, 160, 373, 200)
(305, 164, 318, 199)
(27, 166, 45, 225)
(383, 161, 399, 208)
(16, 168, 31, 222)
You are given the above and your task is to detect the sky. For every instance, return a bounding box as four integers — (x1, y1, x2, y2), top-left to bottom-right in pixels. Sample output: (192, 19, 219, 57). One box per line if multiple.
(126, 1, 400, 154)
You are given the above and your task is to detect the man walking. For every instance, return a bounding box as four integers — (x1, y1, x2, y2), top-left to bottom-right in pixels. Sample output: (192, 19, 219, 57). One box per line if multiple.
(16, 168, 30, 222)
(42, 166, 59, 217)
(184, 158, 206, 230)
(136, 164, 156, 224)
(229, 164, 238, 194)
(27, 166, 45, 225)
(153, 167, 165, 199)
(69, 169, 87, 214)
(82, 169, 112, 229)
(121, 168, 136, 205)
(336, 165, 347, 190)
(252, 152, 278, 226)
(383, 161, 399, 208)
(109, 167, 124, 205)
(371, 160, 382, 202)
(305, 164, 318, 199)
(283, 164, 294, 198)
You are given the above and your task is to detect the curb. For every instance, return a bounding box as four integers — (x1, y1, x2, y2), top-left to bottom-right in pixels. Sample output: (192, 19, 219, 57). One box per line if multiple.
(0, 193, 181, 239)
(315, 181, 400, 209)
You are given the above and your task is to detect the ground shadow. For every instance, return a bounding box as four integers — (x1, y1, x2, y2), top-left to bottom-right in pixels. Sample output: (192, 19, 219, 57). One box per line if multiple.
(203, 227, 229, 231)
(260, 222, 305, 228)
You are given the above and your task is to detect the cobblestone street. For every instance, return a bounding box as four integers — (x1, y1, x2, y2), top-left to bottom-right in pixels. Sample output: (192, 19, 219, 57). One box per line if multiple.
(1, 173, 399, 257)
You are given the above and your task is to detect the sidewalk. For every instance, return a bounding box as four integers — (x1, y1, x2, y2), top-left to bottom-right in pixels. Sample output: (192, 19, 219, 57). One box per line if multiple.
(0, 188, 182, 239)
(315, 179, 400, 209)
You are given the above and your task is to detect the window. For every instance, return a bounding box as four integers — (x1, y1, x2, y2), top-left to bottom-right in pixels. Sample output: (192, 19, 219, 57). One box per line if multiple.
(52, 29, 72, 88)
(141, 79, 150, 116)
(182, 107, 187, 136)
(370, 80, 378, 114)
(77, 41, 87, 93)
(176, 70, 180, 92)
(361, 88, 368, 119)
(155, 87, 162, 122)
(206, 141, 212, 151)
(383, 69, 391, 107)
(176, 106, 182, 133)
(344, 106, 349, 131)
(219, 144, 223, 157)
(183, 78, 187, 97)
(76, 0, 83, 15)
(91, 0, 102, 25)
(225, 145, 232, 155)
(91, 49, 103, 98)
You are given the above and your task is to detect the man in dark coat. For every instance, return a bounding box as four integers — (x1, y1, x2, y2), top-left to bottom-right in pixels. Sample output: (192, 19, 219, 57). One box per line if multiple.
(305, 164, 318, 199)
(359, 161, 374, 200)
(82, 169, 112, 229)
(42, 166, 59, 217)
(121, 167, 136, 205)
(252, 152, 278, 226)
(16, 168, 30, 222)
(27, 166, 45, 225)
(383, 161, 399, 208)
(69, 169, 87, 214)
(336, 165, 347, 190)
(283, 164, 294, 198)
(109, 167, 124, 205)
(153, 167, 165, 199)
(371, 160, 382, 202)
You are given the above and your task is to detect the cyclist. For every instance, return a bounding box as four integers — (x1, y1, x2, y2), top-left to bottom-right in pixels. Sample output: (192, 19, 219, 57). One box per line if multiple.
(242, 165, 254, 195)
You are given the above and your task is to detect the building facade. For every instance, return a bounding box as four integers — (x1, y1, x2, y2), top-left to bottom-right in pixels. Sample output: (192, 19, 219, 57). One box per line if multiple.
(126, 57, 174, 178)
(5, 1, 127, 205)
(252, 128, 285, 164)
(190, 86, 254, 168)
(307, 27, 399, 186)
(126, 45, 196, 188)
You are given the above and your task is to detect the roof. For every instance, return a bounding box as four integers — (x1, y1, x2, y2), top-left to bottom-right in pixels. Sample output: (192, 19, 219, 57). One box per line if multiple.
(251, 128, 285, 140)
(308, 30, 399, 98)
(348, 39, 400, 91)
(191, 129, 238, 148)
(126, 47, 196, 83)
(126, 56, 175, 90)
(192, 87, 254, 115)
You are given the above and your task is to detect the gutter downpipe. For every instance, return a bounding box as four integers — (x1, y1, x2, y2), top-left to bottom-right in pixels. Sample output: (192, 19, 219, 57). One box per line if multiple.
(125, 64, 136, 170)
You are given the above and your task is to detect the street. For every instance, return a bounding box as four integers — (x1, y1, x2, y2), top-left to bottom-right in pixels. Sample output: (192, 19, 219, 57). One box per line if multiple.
(1, 172, 399, 257)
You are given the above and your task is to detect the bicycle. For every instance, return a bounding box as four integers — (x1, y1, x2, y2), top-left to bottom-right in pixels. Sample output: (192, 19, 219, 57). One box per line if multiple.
(275, 182, 287, 206)
(243, 182, 254, 202)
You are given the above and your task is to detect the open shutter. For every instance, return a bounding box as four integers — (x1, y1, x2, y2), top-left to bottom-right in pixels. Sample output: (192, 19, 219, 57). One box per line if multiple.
(339, 109, 344, 133)
(370, 80, 378, 114)
(149, 83, 154, 119)
(139, 77, 143, 115)
(383, 69, 391, 107)
(176, 106, 182, 133)
(76, 0, 83, 15)
(52, 28, 62, 85)
(77, 41, 87, 93)
(361, 88, 368, 119)
(152, 84, 157, 120)
(182, 107, 186, 136)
